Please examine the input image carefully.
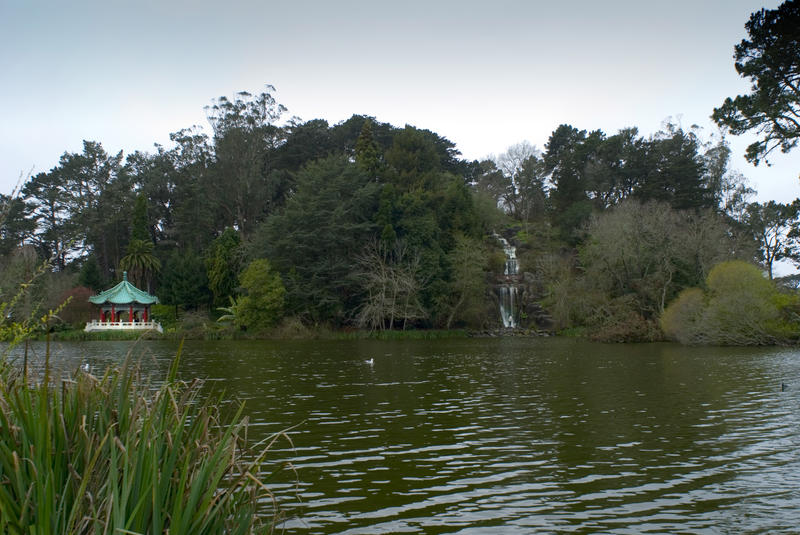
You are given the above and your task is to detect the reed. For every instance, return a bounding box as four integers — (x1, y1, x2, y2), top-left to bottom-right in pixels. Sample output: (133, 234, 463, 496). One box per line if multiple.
(0, 343, 287, 534)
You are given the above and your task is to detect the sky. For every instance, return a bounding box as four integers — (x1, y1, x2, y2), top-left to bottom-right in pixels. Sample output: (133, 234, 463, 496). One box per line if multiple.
(1, 0, 798, 202)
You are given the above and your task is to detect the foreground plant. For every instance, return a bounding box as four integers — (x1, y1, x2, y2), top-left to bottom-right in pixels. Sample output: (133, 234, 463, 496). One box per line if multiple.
(0, 347, 289, 534)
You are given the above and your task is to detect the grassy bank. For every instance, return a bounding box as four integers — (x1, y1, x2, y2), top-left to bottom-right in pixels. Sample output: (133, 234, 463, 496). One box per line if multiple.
(0, 345, 288, 534)
(38, 323, 471, 342)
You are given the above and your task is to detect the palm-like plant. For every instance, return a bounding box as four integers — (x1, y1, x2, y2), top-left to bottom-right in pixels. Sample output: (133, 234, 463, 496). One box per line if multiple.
(216, 296, 239, 324)
(119, 239, 161, 291)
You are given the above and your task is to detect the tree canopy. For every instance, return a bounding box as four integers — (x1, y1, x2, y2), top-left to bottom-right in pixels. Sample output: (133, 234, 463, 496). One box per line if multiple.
(712, 0, 800, 165)
(3, 77, 798, 340)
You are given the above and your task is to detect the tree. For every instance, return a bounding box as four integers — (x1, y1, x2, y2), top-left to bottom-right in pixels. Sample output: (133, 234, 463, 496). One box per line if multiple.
(205, 87, 288, 239)
(274, 118, 335, 171)
(712, 1, 800, 165)
(21, 170, 73, 269)
(119, 239, 161, 292)
(235, 259, 285, 331)
(355, 240, 427, 330)
(544, 125, 604, 240)
(130, 193, 151, 242)
(252, 156, 380, 324)
(355, 118, 382, 177)
(493, 142, 547, 223)
(584, 127, 646, 208)
(56, 286, 96, 326)
(23, 141, 133, 276)
(78, 255, 103, 291)
(205, 228, 243, 308)
(743, 199, 800, 279)
(157, 248, 211, 311)
(441, 235, 489, 329)
(570, 200, 740, 341)
(0, 194, 35, 257)
(637, 124, 713, 211)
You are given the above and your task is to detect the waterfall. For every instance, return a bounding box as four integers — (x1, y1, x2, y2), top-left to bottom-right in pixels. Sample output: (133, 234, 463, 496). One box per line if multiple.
(494, 233, 520, 328)
(501, 241, 518, 276)
(498, 285, 518, 328)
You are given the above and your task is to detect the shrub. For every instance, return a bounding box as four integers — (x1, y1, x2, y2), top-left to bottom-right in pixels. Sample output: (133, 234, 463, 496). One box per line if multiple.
(660, 287, 705, 344)
(661, 260, 800, 345)
(150, 303, 179, 330)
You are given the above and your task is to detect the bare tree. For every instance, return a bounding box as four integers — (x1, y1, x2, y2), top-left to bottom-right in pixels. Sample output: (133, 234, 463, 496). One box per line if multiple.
(355, 240, 427, 330)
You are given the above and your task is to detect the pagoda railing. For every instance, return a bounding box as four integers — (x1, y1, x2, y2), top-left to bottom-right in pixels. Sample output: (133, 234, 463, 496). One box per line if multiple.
(84, 320, 164, 334)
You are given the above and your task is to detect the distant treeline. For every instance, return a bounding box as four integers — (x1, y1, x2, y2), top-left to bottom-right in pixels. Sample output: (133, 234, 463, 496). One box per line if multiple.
(2, 86, 799, 342)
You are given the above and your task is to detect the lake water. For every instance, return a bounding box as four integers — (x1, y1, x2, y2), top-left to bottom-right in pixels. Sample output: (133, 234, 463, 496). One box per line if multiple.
(8, 337, 800, 533)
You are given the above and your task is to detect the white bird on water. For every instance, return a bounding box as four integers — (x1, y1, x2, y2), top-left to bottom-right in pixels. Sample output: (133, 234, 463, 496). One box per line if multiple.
(365, 358, 374, 365)
(80, 362, 90, 373)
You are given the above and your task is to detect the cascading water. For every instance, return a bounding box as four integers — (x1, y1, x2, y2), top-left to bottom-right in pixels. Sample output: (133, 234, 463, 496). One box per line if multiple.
(494, 234, 520, 328)
(498, 286, 517, 328)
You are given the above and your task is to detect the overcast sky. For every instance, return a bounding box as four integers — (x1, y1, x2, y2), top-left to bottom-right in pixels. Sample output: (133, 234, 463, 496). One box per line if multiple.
(2, 0, 798, 202)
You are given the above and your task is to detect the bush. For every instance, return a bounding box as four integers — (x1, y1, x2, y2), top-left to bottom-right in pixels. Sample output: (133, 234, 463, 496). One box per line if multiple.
(660, 287, 705, 344)
(589, 295, 662, 343)
(150, 303, 179, 330)
(661, 260, 800, 345)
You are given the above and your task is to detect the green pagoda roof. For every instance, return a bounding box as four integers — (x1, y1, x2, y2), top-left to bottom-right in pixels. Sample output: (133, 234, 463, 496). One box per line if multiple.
(89, 272, 159, 305)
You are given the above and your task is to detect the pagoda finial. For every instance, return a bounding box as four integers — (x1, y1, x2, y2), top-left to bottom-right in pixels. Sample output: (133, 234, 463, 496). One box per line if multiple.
(123, 271, 128, 282)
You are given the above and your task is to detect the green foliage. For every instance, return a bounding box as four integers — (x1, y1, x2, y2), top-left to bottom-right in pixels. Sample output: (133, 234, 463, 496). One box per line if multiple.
(205, 87, 288, 238)
(581, 200, 734, 317)
(12, 83, 786, 336)
(119, 239, 161, 291)
(235, 259, 286, 331)
(205, 228, 243, 308)
(0, 267, 67, 348)
(130, 193, 151, 242)
(78, 255, 103, 291)
(743, 199, 800, 279)
(542, 200, 740, 341)
(157, 249, 211, 310)
(661, 260, 800, 345)
(712, 1, 800, 164)
(355, 118, 382, 177)
(253, 156, 380, 324)
(637, 124, 712, 210)
(441, 235, 490, 329)
(0, 194, 34, 257)
(149, 303, 178, 329)
(23, 141, 132, 273)
(0, 353, 285, 534)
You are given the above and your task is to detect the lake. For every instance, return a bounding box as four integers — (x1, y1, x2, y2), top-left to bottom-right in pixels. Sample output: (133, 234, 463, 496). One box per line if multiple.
(8, 337, 800, 533)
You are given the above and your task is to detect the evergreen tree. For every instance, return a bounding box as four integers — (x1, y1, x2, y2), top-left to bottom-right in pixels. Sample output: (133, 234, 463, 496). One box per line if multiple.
(205, 228, 243, 308)
(130, 193, 151, 242)
(78, 255, 103, 291)
(158, 249, 211, 311)
(355, 118, 382, 177)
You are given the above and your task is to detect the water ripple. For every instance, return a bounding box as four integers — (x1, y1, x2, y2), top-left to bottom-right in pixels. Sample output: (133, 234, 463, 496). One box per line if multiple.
(12, 338, 800, 533)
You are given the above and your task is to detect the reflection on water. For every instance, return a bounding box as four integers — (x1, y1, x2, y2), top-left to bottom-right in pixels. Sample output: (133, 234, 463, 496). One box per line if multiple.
(7, 338, 800, 533)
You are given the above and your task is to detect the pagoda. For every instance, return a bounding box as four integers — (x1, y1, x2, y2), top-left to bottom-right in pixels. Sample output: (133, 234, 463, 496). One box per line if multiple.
(85, 272, 163, 333)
